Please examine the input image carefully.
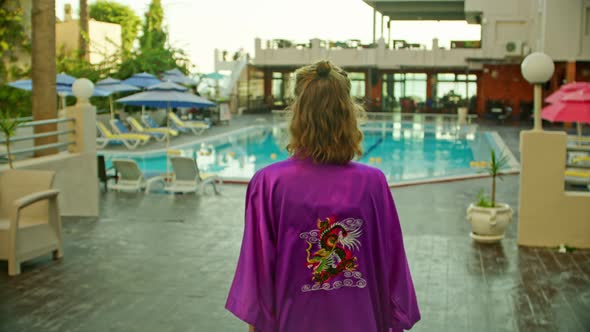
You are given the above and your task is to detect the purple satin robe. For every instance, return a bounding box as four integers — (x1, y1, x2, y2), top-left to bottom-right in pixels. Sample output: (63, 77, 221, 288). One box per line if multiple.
(226, 157, 420, 332)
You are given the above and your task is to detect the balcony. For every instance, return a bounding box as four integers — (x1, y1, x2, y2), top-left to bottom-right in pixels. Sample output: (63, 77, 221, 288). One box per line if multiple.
(252, 38, 483, 69)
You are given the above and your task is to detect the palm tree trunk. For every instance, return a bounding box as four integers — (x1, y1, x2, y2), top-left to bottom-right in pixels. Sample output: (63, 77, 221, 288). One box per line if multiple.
(79, 0, 89, 61)
(32, 0, 57, 157)
(6, 140, 13, 169)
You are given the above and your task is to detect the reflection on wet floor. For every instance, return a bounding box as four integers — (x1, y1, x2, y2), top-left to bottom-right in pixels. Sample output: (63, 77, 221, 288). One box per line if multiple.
(0, 177, 588, 332)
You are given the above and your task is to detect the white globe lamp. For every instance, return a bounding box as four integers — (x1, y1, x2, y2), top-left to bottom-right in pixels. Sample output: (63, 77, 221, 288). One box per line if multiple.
(521, 52, 554, 130)
(72, 78, 94, 105)
(521, 52, 555, 84)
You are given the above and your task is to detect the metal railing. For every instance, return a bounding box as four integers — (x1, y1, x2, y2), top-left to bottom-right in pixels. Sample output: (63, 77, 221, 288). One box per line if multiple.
(0, 117, 76, 159)
(364, 112, 478, 123)
(272, 110, 478, 124)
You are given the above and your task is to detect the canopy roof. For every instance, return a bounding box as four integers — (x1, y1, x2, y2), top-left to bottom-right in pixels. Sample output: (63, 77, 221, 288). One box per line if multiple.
(363, 0, 465, 21)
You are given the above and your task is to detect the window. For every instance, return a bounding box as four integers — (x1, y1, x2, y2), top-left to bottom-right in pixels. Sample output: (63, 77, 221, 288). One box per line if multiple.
(349, 72, 366, 98)
(381, 73, 427, 112)
(435, 73, 477, 100)
(271, 72, 294, 106)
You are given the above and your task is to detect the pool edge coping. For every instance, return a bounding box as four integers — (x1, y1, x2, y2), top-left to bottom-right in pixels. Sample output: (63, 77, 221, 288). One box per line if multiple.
(100, 124, 522, 188)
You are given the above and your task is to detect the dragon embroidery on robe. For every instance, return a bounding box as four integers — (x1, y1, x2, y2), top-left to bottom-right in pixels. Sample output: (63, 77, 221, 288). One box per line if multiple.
(300, 216, 364, 289)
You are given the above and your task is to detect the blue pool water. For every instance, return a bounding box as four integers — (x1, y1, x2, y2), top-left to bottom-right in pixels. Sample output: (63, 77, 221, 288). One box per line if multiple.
(102, 123, 512, 183)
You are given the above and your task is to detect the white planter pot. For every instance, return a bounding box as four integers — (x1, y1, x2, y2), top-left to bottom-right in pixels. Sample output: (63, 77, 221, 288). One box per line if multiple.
(466, 203, 513, 243)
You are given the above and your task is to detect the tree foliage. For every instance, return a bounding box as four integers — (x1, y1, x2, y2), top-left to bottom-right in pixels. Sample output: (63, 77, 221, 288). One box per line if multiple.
(89, 1, 141, 56)
(117, 47, 190, 79)
(0, 1, 31, 115)
(1, 0, 191, 115)
(139, 0, 166, 51)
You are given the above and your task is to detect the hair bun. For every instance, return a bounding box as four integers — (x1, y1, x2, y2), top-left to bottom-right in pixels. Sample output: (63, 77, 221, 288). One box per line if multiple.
(316, 60, 332, 77)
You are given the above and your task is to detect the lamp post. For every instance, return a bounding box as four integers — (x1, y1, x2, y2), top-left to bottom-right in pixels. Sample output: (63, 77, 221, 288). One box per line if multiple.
(521, 52, 555, 131)
(67, 78, 96, 154)
(72, 78, 95, 106)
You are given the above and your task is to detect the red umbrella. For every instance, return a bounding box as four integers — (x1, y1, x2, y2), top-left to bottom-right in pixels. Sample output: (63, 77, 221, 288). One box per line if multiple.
(545, 81, 590, 104)
(542, 102, 590, 122)
(542, 86, 590, 137)
(563, 87, 590, 102)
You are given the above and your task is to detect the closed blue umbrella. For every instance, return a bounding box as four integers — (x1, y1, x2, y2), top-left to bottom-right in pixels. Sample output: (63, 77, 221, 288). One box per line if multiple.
(121, 72, 162, 89)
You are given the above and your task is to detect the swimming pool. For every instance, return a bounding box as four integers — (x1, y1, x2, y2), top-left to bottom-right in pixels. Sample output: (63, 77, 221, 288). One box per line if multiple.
(100, 122, 520, 184)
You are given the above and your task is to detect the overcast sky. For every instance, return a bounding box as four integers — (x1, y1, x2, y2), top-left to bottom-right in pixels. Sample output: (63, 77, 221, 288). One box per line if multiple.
(56, 0, 481, 73)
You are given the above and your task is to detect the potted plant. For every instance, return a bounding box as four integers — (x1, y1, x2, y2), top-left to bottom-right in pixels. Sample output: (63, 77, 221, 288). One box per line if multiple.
(0, 110, 23, 169)
(466, 149, 514, 243)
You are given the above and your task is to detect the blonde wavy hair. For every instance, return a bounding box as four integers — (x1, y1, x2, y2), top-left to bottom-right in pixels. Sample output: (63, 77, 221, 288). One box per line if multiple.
(286, 60, 364, 164)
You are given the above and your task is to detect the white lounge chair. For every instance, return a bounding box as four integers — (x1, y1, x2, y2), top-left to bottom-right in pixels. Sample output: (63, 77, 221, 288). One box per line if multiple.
(0, 170, 63, 276)
(168, 112, 211, 135)
(110, 159, 147, 192)
(96, 122, 150, 150)
(165, 156, 221, 194)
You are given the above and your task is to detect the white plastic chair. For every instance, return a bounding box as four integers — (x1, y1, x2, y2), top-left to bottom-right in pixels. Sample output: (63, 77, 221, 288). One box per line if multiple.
(166, 156, 221, 194)
(0, 170, 63, 276)
(110, 159, 146, 192)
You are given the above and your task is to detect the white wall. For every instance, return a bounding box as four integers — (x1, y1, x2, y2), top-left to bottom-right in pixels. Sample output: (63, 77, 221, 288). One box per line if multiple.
(254, 38, 483, 69)
(0, 152, 99, 217)
(542, 0, 587, 60)
(56, 20, 79, 56)
(468, 0, 590, 60)
(56, 19, 122, 65)
(241, 0, 590, 70)
(88, 20, 121, 65)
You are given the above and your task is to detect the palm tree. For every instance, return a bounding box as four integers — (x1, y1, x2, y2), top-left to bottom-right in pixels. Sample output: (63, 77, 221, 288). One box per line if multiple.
(31, 0, 57, 156)
(0, 111, 24, 169)
(79, 0, 89, 61)
(486, 149, 509, 208)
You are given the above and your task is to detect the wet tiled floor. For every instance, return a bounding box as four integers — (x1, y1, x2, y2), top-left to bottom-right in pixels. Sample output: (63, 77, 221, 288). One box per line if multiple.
(1, 119, 589, 332)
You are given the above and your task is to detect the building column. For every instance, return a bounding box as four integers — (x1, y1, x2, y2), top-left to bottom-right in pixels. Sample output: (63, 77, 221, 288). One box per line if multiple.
(566, 61, 576, 83)
(426, 72, 434, 107)
(263, 69, 272, 108)
(380, 14, 384, 40)
(372, 8, 376, 44)
(387, 20, 391, 47)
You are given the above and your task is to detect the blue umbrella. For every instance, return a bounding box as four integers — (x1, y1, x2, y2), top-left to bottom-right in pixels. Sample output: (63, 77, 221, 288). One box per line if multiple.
(8, 72, 76, 91)
(7, 73, 110, 109)
(163, 68, 184, 76)
(117, 81, 216, 173)
(97, 77, 141, 93)
(161, 74, 196, 86)
(8, 73, 110, 96)
(204, 72, 225, 80)
(97, 77, 141, 118)
(161, 68, 196, 86)
(121, 72, 162, 89)
(116, 81, 214, 108)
